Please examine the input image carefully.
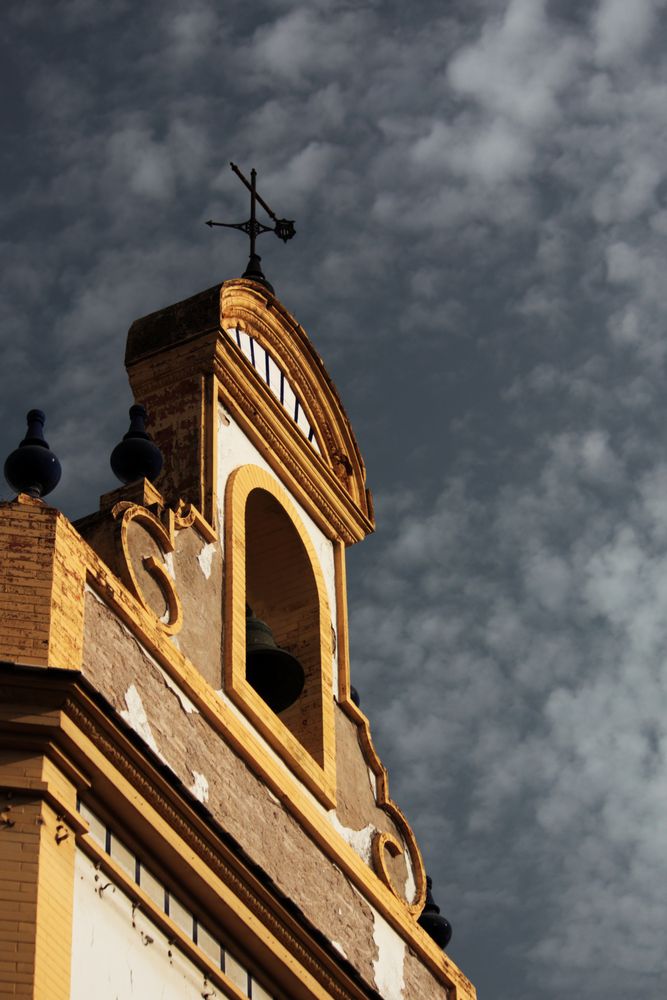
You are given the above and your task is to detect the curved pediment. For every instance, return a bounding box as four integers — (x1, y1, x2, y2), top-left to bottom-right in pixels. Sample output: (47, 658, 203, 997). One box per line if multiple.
(126, 278, 374, 545)
(218, 280, 374, 543)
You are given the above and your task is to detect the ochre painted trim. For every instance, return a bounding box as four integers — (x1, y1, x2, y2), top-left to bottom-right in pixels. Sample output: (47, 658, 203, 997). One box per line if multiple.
(112, 501, 182, 635)
(215, 358, 370, 545)
(204, 372, 219, 530)
(78, 545, 456, 983)
(77, 835, 255, 1000)
(224, 464, 336, 808)
(0, 498, 472, 998)
(124, 282, 374, 545)
(219, 281, 371, 520)
(57, 690, 379, 1000)
(334, 540, 426, 913)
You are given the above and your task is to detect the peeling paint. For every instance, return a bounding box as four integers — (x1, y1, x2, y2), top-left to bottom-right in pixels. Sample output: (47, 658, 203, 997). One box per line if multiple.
(327, 811, 375, 865)
(162, 551, 176, 580)
(215, 688, 325, 815)
(331, 940, 348, 959)
(372, 908, 406, 1000)
(367, 766, 378, 798)
(155, 664, 198, 713)
(85, 583, 107, 606)
(404, 842, 416, 904)
(120, 685, 166, 763)
(189, 772, 209, 803)
(196, 541, 216, 579)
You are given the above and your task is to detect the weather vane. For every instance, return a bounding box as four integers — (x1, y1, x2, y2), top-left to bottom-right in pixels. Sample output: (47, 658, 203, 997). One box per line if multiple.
(206, 163, 295, 291)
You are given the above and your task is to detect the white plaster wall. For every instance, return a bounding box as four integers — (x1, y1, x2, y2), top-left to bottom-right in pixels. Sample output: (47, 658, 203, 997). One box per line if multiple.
(217, 403, 340, 693)
(70, 850, 215, 1000)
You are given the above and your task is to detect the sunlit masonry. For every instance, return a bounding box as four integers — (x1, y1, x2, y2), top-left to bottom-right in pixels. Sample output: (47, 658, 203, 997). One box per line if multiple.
(0, 168, 476, 1000)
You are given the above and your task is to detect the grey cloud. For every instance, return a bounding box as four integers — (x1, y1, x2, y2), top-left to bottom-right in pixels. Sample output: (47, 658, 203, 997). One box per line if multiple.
(3, 2, 667, 997)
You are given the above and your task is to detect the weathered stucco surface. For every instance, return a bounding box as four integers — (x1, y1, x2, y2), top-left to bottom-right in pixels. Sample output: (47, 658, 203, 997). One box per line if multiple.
(81, 592, 379, 989)
(78, 511, 223, 690)
(334, 709, 415, 905)
(81, 592, 451, 998)
(404, 946, 453, 999)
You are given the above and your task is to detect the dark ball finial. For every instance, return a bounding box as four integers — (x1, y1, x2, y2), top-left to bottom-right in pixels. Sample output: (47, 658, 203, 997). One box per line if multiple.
(4, 409, 62, 499)
(418, 875, 453, 949)
(350, 685, 361, 707)
(110, 404, 163, 485)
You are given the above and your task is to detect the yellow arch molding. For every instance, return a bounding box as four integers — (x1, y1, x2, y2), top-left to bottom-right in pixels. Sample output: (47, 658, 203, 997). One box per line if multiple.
(224, 463, 337, 808)
(219, 281, 374, 537)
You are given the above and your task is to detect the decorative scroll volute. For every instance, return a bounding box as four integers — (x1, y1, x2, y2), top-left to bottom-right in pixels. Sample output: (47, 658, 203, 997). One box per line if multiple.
(371, 830, 425, 917)
(111, 501, 182, 635)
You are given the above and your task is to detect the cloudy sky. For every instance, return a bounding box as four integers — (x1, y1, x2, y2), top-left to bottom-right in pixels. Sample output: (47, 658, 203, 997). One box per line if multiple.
(3, 0, 667, 996)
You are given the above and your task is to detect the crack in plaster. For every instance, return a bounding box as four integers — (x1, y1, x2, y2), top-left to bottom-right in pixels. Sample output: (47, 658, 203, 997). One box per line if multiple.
(86, 587, 196, 714)
(155, 663, 198, 714)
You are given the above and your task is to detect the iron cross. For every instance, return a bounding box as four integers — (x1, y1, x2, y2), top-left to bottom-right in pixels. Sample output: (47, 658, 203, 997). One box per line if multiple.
(206, 163, 296, 259)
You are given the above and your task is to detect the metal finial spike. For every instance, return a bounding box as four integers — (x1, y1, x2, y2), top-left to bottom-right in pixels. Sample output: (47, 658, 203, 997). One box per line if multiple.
(4, 409, 62, 498)
(110, 404, 164, 486)
(242, 253, 274, 293)
(205, 164, 295, 288)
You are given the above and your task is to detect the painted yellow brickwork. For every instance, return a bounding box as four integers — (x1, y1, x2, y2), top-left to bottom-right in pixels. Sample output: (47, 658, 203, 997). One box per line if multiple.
(0, 477, 467, 996)
(0, 496, 86, 670)
(0, 271, 477, 999)
(0, 753, 43, 999)
(32, 797, 76, 1000)
(0, 751, 77, 1000)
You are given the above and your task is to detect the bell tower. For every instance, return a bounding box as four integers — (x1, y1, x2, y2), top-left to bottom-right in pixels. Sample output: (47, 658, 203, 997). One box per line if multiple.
(121, 276, 375, 808)
(0, 246, 476, 996)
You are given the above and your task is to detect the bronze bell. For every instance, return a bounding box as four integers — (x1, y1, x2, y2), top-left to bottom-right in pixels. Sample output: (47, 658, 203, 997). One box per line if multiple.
(245, 609, 305, 713)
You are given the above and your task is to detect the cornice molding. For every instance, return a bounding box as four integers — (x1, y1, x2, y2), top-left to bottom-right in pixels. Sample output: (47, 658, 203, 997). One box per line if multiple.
(0, 669, 378, 1000)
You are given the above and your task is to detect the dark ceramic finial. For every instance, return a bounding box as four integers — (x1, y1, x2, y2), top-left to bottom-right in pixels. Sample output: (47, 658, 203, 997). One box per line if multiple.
(110, 404, 163, 485)
(4, 409, 62, 498)
(350, 685, 360, 707)
(242, 252, 274, 293)
(418, 875, 453, 950)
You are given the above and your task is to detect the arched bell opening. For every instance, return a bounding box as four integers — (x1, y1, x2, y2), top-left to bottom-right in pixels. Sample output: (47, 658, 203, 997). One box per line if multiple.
(244, 487, 325, 766)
